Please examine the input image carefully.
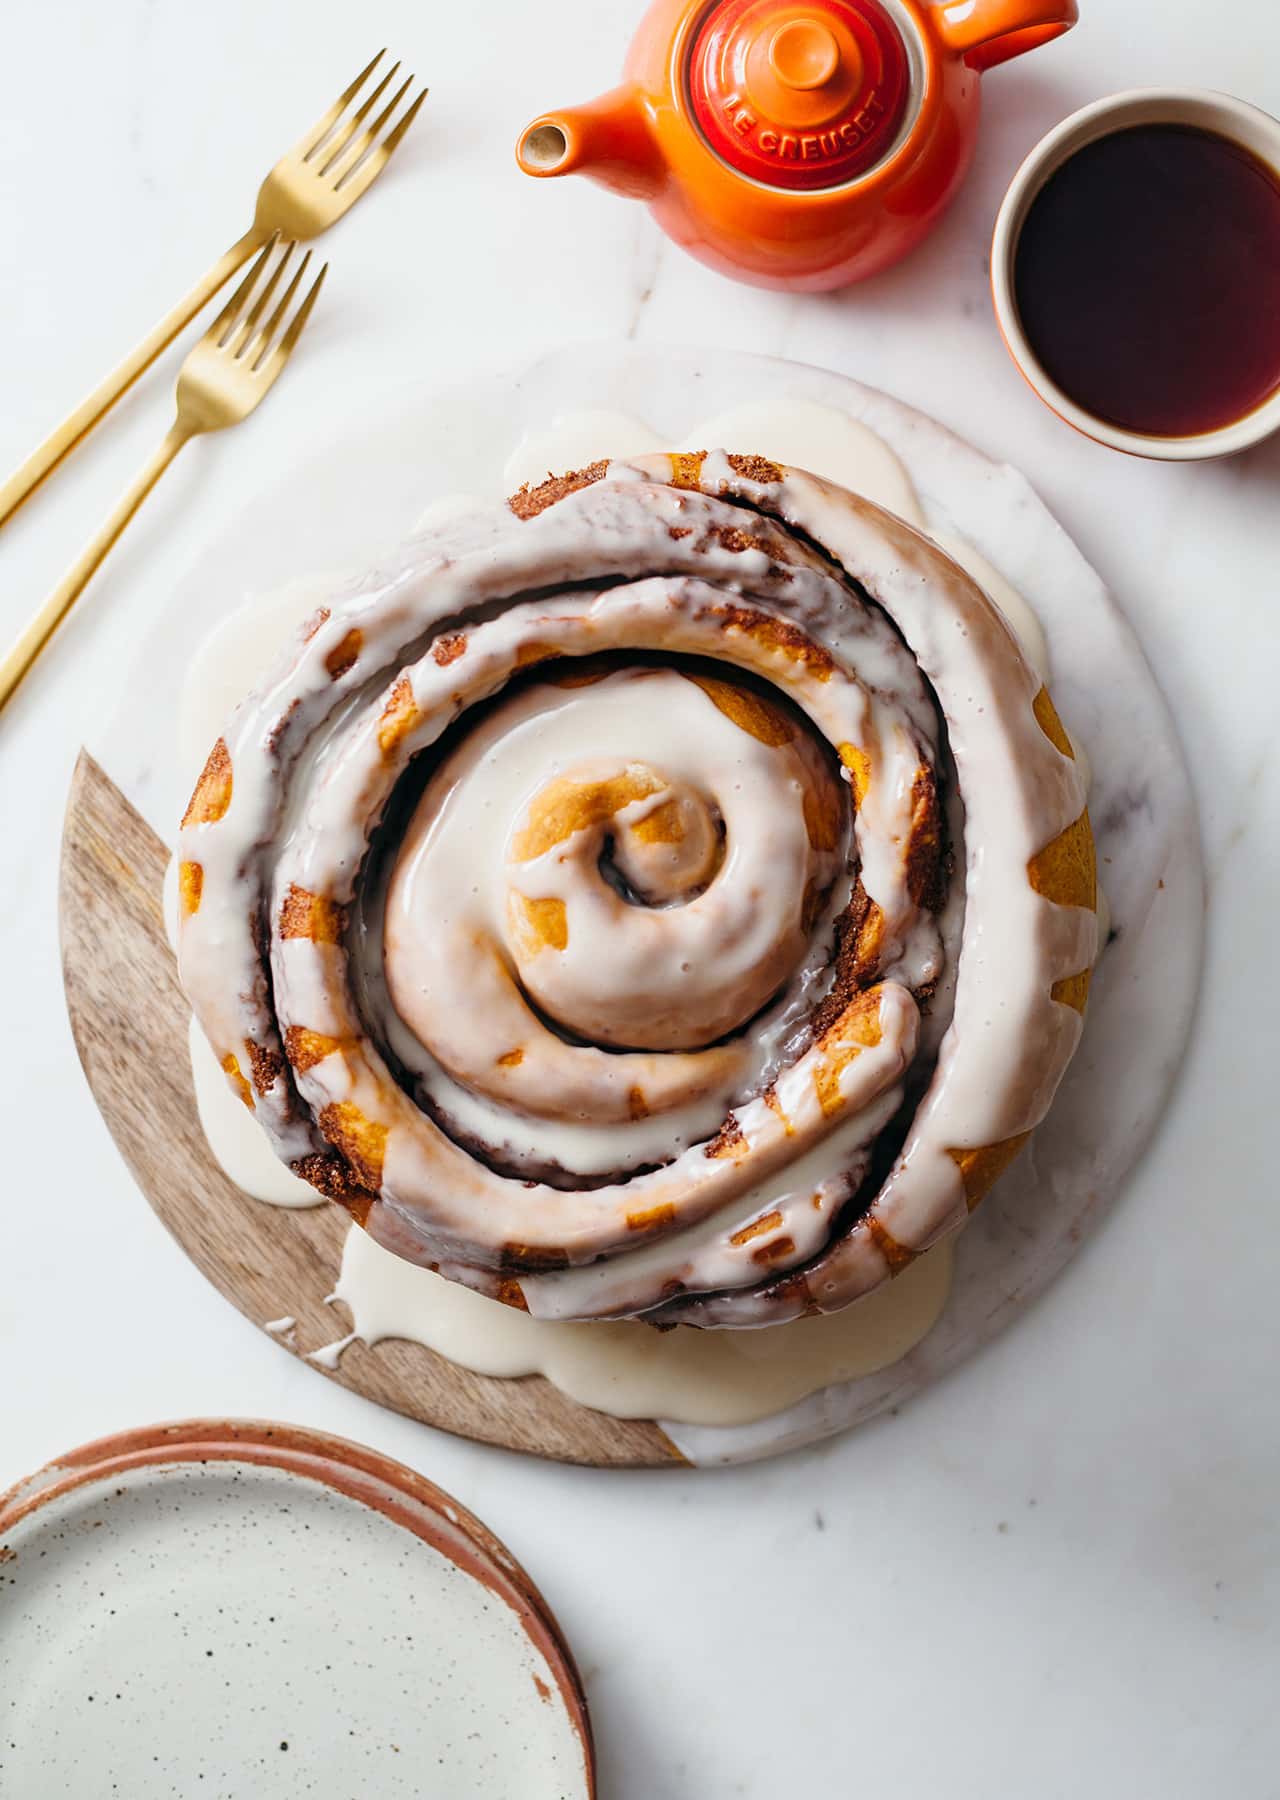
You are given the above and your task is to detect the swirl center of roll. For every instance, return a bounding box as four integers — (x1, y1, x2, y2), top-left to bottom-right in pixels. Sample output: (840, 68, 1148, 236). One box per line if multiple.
(383, 662, 849, 1079)
(529, 759, 730, 907)
(511, 764, 724, 911)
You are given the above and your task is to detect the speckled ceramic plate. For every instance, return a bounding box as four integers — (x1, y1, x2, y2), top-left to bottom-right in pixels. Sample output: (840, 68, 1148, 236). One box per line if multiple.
(0, 1420, 594, 1797)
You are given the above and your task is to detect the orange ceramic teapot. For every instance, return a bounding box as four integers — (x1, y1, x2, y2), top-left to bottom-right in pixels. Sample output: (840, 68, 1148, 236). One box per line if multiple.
(517, 0, 1078, 291)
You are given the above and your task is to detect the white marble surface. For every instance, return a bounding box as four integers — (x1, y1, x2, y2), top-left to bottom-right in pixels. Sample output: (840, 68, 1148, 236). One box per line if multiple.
(1, 3, 1276, 1794)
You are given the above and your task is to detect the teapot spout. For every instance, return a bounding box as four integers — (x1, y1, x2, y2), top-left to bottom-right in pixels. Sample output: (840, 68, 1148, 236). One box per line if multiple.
(516, 86, 664, 200)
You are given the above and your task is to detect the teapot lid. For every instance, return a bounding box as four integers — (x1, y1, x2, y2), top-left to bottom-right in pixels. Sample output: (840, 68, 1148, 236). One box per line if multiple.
(688, 0, 911, 191)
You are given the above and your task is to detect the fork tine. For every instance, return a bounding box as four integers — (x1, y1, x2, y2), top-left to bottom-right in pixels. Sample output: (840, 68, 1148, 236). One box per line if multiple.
(301, 49, 385, 160)
(325, 74, 414, 185)
(227, 243, 296, 356)
(246, 250, 312, 369)
(327, 76, 417, 188)
(335, 48, 386, 110)
(313, 60, 400, 173)
(206, 235, 280, 342)
(258, 265, 328, 386)
(373, 88, 428, 162)
(332, 89, 428, 204)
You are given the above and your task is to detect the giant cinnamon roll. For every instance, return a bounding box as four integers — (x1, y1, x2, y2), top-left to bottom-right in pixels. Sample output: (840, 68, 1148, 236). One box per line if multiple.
(177, 452, 1096, 1326)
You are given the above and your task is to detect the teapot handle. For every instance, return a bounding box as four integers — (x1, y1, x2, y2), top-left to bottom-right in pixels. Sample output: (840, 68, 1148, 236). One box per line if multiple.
(930, 0, 1078, 71)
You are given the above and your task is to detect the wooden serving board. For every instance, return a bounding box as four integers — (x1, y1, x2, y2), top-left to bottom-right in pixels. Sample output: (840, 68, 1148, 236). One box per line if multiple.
(59, 752, 685, 1470)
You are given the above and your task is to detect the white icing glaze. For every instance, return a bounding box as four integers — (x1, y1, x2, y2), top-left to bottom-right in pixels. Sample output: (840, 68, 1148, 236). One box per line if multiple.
(505, 410, 667, 491)
(189, 1018, 323, 1209)
(683, 400, 926, 531)
(167, 832, 325, 1209)
(324, 1222, 953, 1427)
(177, 576, 335, 795)
(929, 530, 1050, 684)
(409, 493, 489, 535)
(308, 1329, 358, 1369)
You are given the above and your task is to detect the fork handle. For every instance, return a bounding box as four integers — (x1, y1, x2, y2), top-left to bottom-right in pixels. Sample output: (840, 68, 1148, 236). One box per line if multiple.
(0, 228, 263, 530)
(0, 424, 190, 714)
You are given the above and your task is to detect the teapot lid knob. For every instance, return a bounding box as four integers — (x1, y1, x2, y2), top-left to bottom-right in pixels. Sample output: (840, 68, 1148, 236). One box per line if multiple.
(769, 18, 843, 89)
(688, 0, 911, 191)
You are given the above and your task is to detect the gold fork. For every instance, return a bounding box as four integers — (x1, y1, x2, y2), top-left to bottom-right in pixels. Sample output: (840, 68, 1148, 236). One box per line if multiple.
(0, 51, 422, 528)
(0, 240, 326, 713)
